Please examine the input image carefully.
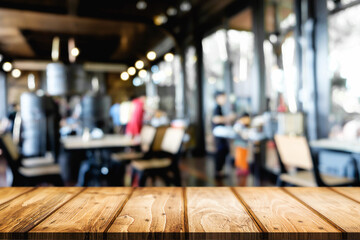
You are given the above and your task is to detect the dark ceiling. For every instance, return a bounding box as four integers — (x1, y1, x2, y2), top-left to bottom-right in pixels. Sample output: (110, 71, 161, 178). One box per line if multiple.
(0, 0, 249, 65)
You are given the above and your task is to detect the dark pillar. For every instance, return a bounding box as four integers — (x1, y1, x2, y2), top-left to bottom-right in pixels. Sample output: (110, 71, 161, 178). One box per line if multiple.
(194, 33, 206, 156)
(294, 0, 303, 112)
(0, 72, 7, 119)
(224, 26, 234, 113)
(314, 0, 330, 139)
(251, 0, 267, 115)
(296, 0, 329, 140)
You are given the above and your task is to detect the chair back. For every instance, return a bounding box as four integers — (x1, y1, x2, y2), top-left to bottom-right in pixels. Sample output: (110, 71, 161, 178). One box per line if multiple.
(0, 134, 20, 162)
(160, 127, 185, 155)
(274, 134, 313, 170)
(151, 126, 168, 152)
(140, 125, 156, 152)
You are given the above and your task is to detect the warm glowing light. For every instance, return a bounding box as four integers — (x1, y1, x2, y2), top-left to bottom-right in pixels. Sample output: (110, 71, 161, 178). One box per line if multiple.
(153, 14, 168, 25)
(121, 72, 130, 81)
(51, 36, 60, 61)
(11, 69, 21, 78)
(135, 60, 144, 69)
(2, 62, 12, 72)
(71, 47, 80, 57)
(147, 51, 157, 61)
(127, 66, 136, 76)
(139, 69, 147, 78)
(164, 53, 174, 62)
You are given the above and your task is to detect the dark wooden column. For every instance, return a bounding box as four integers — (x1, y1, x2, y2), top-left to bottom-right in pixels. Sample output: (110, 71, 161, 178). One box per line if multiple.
(194, 32, 206, 156)
(251, 0, 267, 115)
(296, 0, 329, 140)
(0, 72, 7, 119)
(313, 0, 330, 139)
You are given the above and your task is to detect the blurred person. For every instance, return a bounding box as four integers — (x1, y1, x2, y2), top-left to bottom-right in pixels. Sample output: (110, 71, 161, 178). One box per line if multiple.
(277, 93, 288, 112)
(211, 91, 236, 178)
(126, 95, 146, 137)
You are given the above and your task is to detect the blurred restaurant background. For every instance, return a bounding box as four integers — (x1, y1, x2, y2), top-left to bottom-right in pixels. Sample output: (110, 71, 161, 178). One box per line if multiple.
(0, 0, 360, 187)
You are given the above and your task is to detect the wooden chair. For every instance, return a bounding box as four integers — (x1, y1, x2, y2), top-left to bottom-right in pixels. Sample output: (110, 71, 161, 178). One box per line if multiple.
(108, 125, 157, 186)
(0, 133, 63, 186)
(274, 134, 359, 187)
(111, 125, 157, 162)
(131, 127, 185, 186)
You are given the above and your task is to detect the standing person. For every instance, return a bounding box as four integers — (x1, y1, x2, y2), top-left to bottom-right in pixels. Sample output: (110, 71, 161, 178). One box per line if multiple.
(126, 95, 146, 137)
(211, 91, 235, 178)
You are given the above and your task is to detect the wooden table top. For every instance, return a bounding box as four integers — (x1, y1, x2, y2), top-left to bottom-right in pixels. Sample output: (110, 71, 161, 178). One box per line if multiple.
(0, 187, 359, 240)
(61, 134, 139, 150)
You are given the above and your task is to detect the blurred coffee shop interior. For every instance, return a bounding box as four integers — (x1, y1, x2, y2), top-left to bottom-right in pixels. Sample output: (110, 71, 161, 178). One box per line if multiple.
(0, 0, 360, 187)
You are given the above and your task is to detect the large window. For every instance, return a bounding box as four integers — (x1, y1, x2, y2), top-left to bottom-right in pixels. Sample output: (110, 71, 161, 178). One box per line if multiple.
(328, 2, 360, 138)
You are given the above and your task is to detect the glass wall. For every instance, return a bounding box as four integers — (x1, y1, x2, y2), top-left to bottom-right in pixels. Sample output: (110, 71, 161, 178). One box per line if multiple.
(328, 2, 360, 140)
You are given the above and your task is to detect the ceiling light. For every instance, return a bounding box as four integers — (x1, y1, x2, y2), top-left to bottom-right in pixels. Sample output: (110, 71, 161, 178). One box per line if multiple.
(147, 51, 156, 61)
(269, 34, 278, 44)
(121, 72, 129, 81)
(164, 53, 174, 62)
(71, 47, 80, 57)
(167, 7, 178, 16)
(135, 60, 144, 69)
(180, 1, 192, 12)
(127, 66, 136, 76)
(133, 77, 142, 87)
(28, 73, 36, 90)
(153, 14, 168, 25)
(136, 0, 147, 10)
(151, 65, 159, 73)
(139, 69, 147, 78)
(11, 69, 21, 78)
(2, 62, 12, 72)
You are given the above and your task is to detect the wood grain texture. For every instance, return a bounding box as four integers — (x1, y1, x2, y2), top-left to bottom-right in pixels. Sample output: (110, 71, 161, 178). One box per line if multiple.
(186, 187, 260, 240)
(286, 187, 360, 240)
(0, 187, 81, 240)
(29, 187, 132, 240)
(108, 187, 184, 240)
(235, 187, 341, 240)
(331, 187, 360, 203)
(0, 187, 34, 205)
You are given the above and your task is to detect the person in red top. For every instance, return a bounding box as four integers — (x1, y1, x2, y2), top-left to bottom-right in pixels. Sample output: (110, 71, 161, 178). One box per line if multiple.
(126, 95, 146, 137)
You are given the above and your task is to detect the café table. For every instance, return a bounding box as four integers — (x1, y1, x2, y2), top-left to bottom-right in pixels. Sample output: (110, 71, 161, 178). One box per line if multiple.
(0, 187, 359, 240)
(310, 139, 360, 154)
(61, 134, 140, 186)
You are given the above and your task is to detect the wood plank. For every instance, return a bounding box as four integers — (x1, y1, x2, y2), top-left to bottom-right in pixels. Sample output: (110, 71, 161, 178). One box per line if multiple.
(30, 187, 132, 240)
(186, 187, 260, 240)
(332, 187, 360, 203)
(234, 187, 340, 240)
(286, 187, 360, 240)
(0, 187, 82, 240)
(0, 187, 34, 205)
(107, 187, 184, 240)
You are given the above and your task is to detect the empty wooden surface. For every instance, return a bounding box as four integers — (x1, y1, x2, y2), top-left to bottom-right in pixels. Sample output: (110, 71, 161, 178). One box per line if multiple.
(0, 187, 359, 240)
(186, 187, 260, 240)
(235, 187, 340, 240)
(0, 187, 81, 239)
(108, 187, 184, 240)
(331, 187, 360, 203)
(286, 187, 360, 240)
(30, 187, 131, 240)
(0, 187, 34, 205)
